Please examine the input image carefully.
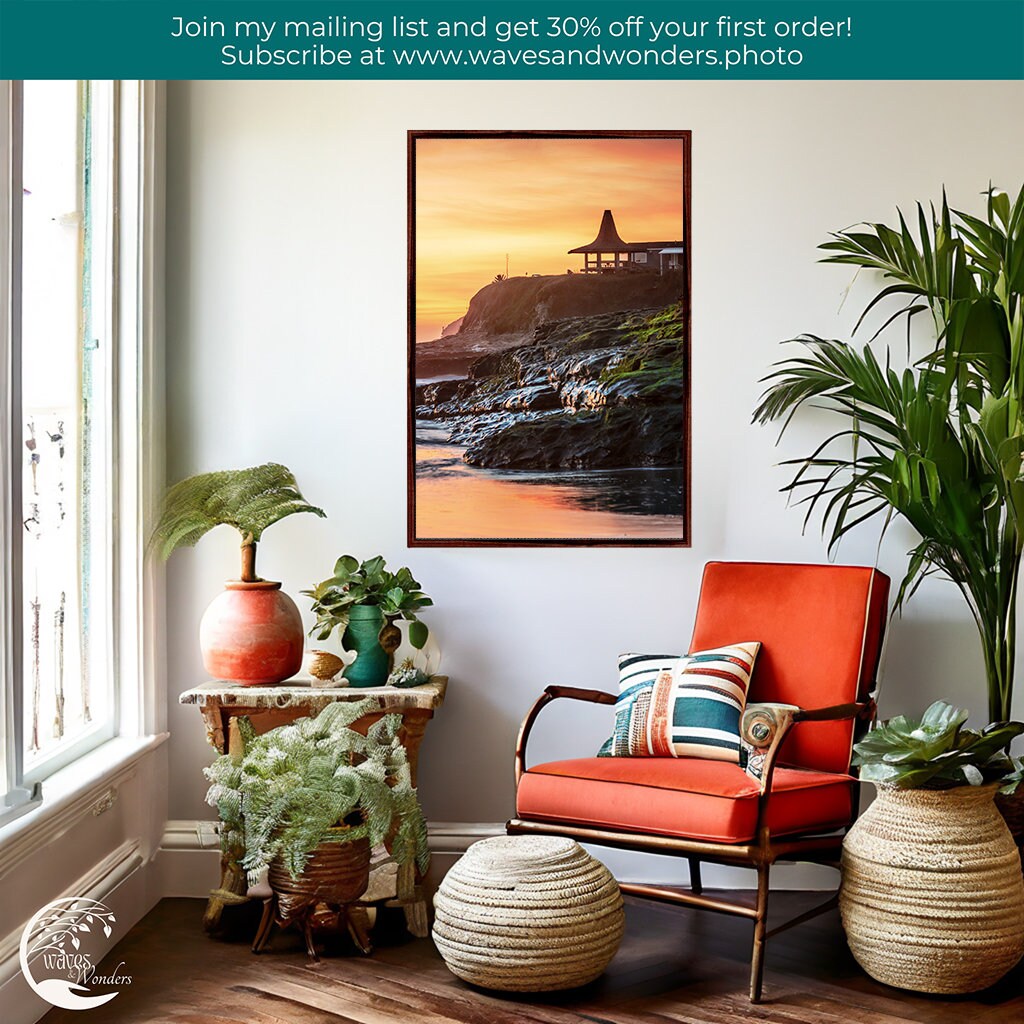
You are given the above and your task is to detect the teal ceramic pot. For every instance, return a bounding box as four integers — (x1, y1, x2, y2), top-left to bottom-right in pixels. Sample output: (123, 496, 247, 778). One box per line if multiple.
(342, 605, 389, 687)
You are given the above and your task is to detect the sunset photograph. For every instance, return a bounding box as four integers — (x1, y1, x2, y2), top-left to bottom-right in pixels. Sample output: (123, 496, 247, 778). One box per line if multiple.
(409, 131, 691, 545)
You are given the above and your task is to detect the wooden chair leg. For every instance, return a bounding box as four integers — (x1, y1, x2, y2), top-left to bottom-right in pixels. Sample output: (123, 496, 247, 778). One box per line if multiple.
(687, 857, 702, 895)
(750, 863, 770, 1003)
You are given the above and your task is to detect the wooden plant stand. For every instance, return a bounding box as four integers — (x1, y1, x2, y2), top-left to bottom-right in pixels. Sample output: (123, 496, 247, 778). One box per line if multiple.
(178, 676, 447, 937)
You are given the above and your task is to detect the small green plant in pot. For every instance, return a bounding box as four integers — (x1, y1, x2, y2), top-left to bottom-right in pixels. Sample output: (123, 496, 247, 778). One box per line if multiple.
(840, 701, 1024, 995)
(304, 555, 433, 688)
(152, 463, 325, 684)
(204, 699, 429, 957)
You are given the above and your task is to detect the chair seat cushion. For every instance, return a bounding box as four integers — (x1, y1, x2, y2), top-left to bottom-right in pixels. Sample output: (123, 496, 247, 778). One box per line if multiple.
(516, 757, 854, 844)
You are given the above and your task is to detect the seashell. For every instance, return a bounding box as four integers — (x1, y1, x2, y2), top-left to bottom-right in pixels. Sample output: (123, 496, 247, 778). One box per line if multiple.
(306, 650, 345, 681)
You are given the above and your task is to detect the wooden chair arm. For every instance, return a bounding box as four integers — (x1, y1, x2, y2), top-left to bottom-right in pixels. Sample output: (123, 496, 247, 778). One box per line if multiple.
(514, 685, 616, 786)
(793, 699, 875, 723)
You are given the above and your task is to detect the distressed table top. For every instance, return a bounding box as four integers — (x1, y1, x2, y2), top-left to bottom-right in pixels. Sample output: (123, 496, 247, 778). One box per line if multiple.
(178, 675, 448, 712)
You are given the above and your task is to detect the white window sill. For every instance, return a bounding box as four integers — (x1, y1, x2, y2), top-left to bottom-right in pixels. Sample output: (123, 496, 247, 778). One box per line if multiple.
(0, 732, 169, 875)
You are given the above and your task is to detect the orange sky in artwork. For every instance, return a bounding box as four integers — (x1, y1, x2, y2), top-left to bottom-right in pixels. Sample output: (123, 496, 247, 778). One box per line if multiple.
(414, 137, 685, 342)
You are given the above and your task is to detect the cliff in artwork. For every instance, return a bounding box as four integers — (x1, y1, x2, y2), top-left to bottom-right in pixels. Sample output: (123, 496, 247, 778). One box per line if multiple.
(416, 302, 685, 471)
(416, 270, 686, 378)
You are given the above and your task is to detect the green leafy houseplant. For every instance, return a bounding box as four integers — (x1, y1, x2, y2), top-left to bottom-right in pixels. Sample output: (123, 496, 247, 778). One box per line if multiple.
(754, 185, 1024, 722)
(852, 700, 1023, 789)
(304, 554, 433, 650)
(204, 698, 429, 885)
(151, 462, 325, 581)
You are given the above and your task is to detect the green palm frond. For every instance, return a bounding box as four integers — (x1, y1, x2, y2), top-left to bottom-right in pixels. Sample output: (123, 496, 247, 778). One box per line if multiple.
(754, 184, 1024, 722)
(151, 462, 325, 559)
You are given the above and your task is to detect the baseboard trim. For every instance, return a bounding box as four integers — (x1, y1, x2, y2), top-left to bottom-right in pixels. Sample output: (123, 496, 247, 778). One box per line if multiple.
(160, 819, 507, 855)
(157, 820, 509, 897)
(156, 819, 839, 899)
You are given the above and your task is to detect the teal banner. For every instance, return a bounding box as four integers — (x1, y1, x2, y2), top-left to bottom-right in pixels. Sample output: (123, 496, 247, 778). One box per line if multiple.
(1, 0, 1022, 79)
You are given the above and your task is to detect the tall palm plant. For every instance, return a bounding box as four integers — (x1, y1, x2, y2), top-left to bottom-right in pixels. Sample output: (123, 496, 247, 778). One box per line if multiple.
(754, 185, 1024, 722)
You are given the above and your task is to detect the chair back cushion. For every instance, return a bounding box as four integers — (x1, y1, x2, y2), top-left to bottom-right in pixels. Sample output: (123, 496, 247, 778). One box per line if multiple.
(689, 562, 890, 774)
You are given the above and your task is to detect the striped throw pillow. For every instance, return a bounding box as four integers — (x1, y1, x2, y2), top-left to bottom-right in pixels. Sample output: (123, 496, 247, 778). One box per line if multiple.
(604, 643, 761, 762)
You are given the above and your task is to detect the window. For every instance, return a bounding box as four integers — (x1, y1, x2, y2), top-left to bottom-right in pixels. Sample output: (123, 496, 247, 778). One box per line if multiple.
(1, 81, 162, 822)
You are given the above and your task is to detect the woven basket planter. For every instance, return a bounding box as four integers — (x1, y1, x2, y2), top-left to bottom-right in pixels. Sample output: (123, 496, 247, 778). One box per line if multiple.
(268, 833, 371, 926)
(840, 782, 1024, 994)
(432, 835, 625, 992)
(254, 828, 374, 960)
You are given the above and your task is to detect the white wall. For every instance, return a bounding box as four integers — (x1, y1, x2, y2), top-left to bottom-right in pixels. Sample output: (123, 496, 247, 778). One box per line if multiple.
(164, 79, 1024, 836)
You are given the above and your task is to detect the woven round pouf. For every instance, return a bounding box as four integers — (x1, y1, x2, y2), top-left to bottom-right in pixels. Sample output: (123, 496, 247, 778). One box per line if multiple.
(840, 783, 1024, 994)
(432, 835, 625, 991)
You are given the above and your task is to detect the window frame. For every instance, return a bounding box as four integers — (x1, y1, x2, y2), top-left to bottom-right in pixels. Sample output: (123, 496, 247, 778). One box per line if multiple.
(0, 80, 165, 824)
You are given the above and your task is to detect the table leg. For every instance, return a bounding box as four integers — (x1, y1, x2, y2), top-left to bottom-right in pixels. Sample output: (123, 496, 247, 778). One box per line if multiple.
(203, 715, 252, 931)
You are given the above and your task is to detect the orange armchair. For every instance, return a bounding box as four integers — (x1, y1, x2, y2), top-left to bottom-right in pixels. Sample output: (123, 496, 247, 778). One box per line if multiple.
(508, 561, 890, 1002)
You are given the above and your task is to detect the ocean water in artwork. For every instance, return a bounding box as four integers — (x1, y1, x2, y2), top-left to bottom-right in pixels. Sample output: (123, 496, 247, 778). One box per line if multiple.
(415, 423, 685, 540)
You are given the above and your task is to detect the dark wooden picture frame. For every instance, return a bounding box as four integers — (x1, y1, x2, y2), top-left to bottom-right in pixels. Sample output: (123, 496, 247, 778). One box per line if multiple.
(408, 130, 691, 547)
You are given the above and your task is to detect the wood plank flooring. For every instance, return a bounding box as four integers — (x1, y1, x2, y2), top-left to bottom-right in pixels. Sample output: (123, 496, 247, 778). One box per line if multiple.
(40, 894, 1023, 1024)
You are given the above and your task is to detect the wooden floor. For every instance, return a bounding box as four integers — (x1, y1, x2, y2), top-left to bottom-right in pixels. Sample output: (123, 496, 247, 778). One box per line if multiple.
(42, 894, 1023, 1024)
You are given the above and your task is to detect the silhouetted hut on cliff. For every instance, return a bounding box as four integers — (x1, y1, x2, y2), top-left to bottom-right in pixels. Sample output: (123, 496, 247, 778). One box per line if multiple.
(569, 209, 684, 274)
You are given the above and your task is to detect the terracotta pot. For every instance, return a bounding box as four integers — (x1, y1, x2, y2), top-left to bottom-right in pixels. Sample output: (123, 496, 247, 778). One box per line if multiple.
(840, 782, 1024, 994)
(199, 580, 304, 685)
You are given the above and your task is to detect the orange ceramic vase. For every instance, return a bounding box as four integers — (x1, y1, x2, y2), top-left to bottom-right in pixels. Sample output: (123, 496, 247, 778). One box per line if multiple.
(199, 580, 304, 685)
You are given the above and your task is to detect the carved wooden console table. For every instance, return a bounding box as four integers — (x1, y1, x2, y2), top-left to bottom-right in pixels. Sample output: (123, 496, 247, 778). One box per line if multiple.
(179, 676, 447, 937)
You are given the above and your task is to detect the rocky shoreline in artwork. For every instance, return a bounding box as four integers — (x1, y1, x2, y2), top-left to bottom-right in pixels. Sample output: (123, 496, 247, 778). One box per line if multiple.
(415, 303, 685, 472)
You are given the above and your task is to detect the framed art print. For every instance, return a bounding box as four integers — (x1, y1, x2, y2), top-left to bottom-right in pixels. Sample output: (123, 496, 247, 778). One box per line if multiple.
(408, 130, 691, 546)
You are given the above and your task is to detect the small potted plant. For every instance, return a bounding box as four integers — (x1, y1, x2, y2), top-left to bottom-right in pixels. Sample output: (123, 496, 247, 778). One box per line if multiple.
(204, 698, 429, 959)
(151, 463, 324, 684)
(840, 701, 1024, 995)
(304, 555, 433, 687)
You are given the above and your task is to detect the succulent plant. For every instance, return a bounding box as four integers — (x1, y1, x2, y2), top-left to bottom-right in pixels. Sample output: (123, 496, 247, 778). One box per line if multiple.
(852, 700, 1024, 789)
(1000, 756, 1024, 796)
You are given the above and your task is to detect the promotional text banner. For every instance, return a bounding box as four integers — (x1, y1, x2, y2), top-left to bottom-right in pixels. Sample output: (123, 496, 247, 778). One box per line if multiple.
(1, 1, 1022, 80)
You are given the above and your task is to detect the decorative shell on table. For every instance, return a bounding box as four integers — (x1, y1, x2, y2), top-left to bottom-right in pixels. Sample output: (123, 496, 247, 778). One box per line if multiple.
(305, 650, 346, 685)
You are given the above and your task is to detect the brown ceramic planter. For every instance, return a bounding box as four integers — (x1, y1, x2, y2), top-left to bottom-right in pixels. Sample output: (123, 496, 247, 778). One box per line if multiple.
(199, 580, 304, 685)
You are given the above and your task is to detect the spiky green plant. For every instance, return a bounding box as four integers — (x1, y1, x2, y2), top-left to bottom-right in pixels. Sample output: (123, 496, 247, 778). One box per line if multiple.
(852, 700, 1023, 789)
(151, 463, 325, 582)
(204, 699, 429, 886)
(754, 185, 1024, 722)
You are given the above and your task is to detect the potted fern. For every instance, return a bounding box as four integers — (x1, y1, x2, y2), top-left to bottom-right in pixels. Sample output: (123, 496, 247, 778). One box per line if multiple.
(204, 699, 429, 958)
(840, 701, 1024, 994)
(152, 463, 325, 684)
